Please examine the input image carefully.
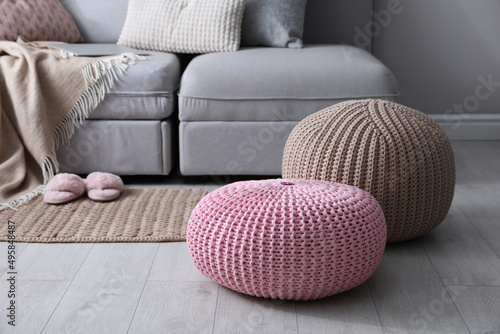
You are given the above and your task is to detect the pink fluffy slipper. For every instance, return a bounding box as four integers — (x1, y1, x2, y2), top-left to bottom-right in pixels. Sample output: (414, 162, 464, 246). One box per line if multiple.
(85, 172, 124, 202)
(43, 173, 86, 204)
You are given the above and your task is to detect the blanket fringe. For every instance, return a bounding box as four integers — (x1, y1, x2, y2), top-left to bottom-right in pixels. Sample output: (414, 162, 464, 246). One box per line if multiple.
(1, 52, 144, 211)
(0, 185, 45, 211)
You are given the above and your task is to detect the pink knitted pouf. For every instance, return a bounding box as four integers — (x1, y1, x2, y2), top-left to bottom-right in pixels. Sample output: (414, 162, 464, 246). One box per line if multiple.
(186, 179, 386, 301)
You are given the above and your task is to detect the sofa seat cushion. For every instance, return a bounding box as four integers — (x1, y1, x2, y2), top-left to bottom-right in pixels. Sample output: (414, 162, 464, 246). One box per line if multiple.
(86, 48, 181, 120)
(178, 45, 399, 122)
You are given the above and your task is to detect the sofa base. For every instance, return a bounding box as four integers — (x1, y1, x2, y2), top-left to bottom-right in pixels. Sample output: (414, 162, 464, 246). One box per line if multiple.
(179, 121, 297, 175)
(57, 118, 175, 175)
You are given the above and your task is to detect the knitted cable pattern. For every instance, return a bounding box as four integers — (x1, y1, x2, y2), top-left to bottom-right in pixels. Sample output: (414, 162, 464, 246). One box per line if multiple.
(187, 179, 386, 301)
(282, 99, 455, 243)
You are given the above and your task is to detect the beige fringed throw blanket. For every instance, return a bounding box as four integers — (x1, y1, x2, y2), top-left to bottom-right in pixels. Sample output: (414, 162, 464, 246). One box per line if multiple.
(0, 38, 142, 211)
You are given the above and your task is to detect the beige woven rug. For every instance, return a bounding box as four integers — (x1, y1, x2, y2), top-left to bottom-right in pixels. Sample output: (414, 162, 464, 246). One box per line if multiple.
(0, 188, 206, 243)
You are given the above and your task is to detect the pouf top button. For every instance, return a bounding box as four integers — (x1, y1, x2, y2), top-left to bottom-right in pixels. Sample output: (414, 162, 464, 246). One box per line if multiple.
(280, 181, 295, 186)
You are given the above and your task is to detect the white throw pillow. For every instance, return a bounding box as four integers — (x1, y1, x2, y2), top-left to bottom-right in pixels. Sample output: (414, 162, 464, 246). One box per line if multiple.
(118, 0, 245, 53)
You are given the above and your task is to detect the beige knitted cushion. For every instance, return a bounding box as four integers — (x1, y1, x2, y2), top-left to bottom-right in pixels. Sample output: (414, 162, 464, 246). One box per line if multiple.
(282, 99, 455, 243)
(118, 0, 244, 54)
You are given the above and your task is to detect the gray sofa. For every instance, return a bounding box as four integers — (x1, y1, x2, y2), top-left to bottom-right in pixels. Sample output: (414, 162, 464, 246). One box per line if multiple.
(57, 0, 399, 176)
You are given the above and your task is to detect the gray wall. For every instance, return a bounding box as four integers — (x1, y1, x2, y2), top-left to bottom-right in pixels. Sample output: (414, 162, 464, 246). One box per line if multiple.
(372, 0, 500, 115)
(303, 0, 373, 50)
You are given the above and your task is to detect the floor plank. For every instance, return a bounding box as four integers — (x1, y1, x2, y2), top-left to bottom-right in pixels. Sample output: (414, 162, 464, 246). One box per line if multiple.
(0, 280, 70, 334)
(455, 141, 500, 184)
(448, 286, 500, 334)
(42, 243, 158, 333)
(452, 142, 500, 219)
(454, 184, 500, 219)
(213, 286, 297, 334)
(0, 243, 93, 281)
(452, 142, 491, 186)
(368, 240, 470, 334)
(148, 242, 211, 282)
(0, 241, 28, 276)
(296, 283, 383, 334)
(420, 205, 500, 286)
(468, 217, 500, 259)
(128, 281, 219, 334)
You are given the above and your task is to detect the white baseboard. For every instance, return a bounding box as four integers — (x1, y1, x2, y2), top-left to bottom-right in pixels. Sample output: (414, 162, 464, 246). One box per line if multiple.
(429, 114, 500, 140)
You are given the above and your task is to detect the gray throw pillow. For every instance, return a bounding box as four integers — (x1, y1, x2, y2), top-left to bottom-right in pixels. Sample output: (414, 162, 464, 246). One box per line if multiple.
(241, 0, 307, 48)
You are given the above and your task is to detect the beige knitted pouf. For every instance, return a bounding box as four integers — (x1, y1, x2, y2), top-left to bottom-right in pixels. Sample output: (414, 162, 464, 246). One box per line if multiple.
(282, 99, 455, 243)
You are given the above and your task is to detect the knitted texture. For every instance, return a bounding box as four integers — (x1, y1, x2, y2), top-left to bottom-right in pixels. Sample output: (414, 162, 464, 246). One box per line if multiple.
(282, 99, 456, 243)
(187, 179, 386, 301)
(118, 0, 244, 53)
(0, 0, 83, 42)
(1, 188, 207, 242)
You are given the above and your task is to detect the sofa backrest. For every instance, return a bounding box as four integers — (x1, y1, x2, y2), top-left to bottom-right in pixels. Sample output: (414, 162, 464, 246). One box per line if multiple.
(61, 0, 373, 50)
(60, 0, 128, 43)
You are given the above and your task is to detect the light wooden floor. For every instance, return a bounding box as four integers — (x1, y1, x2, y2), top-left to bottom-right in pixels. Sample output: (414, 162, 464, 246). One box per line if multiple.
(1, 141, 500, 334)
